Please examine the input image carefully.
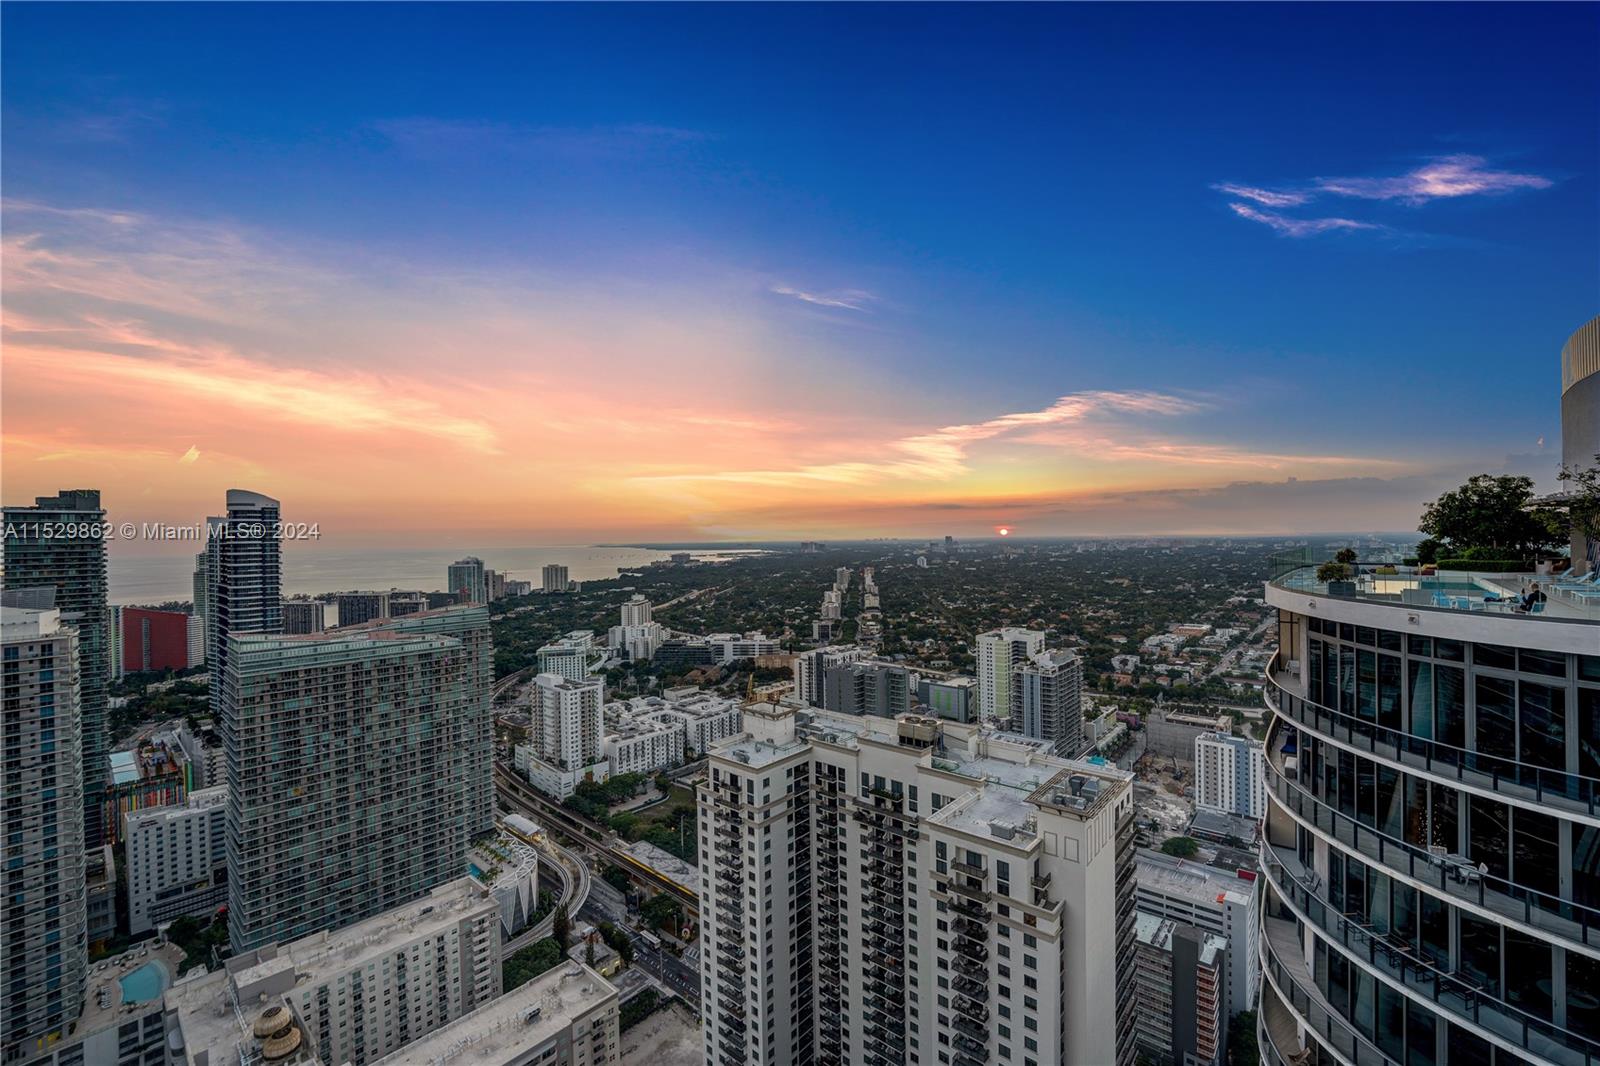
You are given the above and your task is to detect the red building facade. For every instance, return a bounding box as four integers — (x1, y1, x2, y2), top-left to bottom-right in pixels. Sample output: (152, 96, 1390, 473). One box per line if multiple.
(120, 607, 191, 674)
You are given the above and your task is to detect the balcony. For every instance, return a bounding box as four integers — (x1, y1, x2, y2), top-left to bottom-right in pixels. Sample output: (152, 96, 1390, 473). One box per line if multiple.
(953, 976, 988, 1000)
(954, 955, 987, 981)
(952, 994, 989, 1023)
(953, 1034, 989, 1058)
(1262, 838, 1600, 1066)
(1259, 912, 1391, 1066)
(945, 878, 992, 904)
(1271, 562, 1600, 621)
(1264, 718, 1600, 956)
(950, 858, 986, 879)
(953, 1016, 987, 1042)
(950, 895, 988, 920)
(952, 935, 988, 962)
(1266, 654, 1600, 818)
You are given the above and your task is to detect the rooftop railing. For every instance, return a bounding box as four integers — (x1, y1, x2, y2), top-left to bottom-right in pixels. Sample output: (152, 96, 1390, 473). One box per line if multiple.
(1272, 564, 1600, 623)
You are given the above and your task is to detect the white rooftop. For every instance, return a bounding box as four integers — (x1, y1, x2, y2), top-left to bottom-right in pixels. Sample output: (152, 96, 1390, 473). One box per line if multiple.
(369, 963, 618, 1064)
(230, 877, 495, 991)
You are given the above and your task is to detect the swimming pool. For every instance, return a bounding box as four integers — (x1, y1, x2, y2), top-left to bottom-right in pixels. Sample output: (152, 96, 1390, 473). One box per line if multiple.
(119, 960, 169, 1005)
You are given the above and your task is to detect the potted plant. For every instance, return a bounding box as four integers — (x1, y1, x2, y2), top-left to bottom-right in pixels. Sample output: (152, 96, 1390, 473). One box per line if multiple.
(1318, 558, 1357, 597)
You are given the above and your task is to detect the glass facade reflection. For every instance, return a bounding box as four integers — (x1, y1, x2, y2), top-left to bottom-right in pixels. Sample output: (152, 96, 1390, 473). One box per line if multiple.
(1261, 576, 1600, 1066)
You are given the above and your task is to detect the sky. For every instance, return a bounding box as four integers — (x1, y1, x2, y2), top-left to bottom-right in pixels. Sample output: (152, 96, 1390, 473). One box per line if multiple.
(3, 4, 1596, 550)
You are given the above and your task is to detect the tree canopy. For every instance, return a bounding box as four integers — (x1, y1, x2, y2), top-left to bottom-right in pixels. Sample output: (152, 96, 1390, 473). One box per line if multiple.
(1418, 474, 1563, 558)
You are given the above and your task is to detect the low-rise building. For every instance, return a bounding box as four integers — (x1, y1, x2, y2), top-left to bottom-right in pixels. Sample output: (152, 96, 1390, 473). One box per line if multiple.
(706, 632, 781, 663)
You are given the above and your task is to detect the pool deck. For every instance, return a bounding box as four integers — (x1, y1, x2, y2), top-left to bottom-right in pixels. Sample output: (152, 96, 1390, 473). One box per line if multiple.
(79, 941, 185, 1029)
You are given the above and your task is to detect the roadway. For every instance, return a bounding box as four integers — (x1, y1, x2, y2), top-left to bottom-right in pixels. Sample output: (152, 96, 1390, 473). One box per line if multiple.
(495, 758, 704, 1009)
(493, 763, 699, 913)
(579, 897, 701, 1011)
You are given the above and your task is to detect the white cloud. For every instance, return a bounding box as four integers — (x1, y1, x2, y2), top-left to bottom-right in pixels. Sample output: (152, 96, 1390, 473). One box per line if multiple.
(769, 284, 876, 311)
(1315, 154, 1552, 205)
(1227, 203, 1379, 238)
(1211, 183, 1310, 208)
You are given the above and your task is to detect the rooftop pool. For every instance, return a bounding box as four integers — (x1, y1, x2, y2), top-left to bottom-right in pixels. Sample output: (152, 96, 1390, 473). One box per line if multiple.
(119, 960, 169, 1005)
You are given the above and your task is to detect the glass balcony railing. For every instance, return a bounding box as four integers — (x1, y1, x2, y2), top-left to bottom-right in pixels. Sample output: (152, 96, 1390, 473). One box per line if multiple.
(1264, 718, 1600, 953)
(1262, 840, 1600, 1066)
(1266, 656, 1600, 818)
(1272, 564, 1600, 622)
(1260, 910, 1419, 1066)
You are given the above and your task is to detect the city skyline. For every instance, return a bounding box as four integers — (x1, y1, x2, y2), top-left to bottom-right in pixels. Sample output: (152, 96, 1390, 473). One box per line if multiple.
(3, 6, 1595, 543)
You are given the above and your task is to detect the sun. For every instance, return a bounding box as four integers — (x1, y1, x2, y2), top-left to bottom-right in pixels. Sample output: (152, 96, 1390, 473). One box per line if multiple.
(998, 527, 1011, 537)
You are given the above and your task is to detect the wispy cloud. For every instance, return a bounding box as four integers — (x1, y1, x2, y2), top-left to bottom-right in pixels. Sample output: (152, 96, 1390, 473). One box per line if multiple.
(635, 390, 1206, 489)
(1227, 203, 1379, 239)
(1215, 153, 1553, 237)
(2, 338, 501, 454)
(769, 284, 876, 311)
(178, 445, 201, 464)
(1211, 183, 1310, 208)
(1315, 154, 1552, 205)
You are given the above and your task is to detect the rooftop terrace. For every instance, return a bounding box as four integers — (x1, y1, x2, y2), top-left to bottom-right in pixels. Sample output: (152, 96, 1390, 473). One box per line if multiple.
(1272, 563, 1600, 622)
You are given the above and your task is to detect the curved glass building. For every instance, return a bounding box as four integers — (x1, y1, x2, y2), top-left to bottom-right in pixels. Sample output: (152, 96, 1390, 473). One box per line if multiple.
(1256, 317, 1600, 1066)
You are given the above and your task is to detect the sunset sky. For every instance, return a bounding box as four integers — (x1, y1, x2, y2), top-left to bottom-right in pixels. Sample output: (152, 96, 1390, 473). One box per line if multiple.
(3, 5, 1596, 550)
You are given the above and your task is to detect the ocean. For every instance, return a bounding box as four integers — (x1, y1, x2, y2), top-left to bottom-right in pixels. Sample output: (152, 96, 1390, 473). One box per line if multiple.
(107, 544, 754, 606)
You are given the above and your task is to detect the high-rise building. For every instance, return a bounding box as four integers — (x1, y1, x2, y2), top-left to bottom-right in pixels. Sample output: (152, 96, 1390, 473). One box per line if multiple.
(975, 626, 1045, 722)
(224, 604, 493, 950)
(1134, 848, 1259, 1018)
(538, 631, 595, 681)
(114, 605, 193, 674)
(1017, 648, 1084, 756)
(448, 556, 488, 603)
(485, 568, 507, 602)
(191, 548, 208, 664)
(542, 562, 572, 593)
(387, 590, 428, 617)
(1193, 731, 1266, 820)
(204, 489, 283, 726)
(819, 657, 915, 718)
(620, 593, 652, 627)
(698, 702, 1138, 1066)
(281, 598, 325, 634)
(3, 489, 110, 848)
(124, 785, 228, 934)
(516, 673, 608, 798)
(1131, 912, 1228, 1066)
(792, 644, 867, 706)
(334, 590, 390, 626)
(1258, 561, 1600, 1064)
(1, 606, 88, 1062)
(1562, 315, 1598, 572)
(168, 877, 503, 1066)
(608, 594, 665, 660)
(369, 960, 620, 1066)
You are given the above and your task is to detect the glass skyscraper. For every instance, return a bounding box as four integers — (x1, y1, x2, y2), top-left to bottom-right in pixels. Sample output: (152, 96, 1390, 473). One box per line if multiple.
(2, 489, 109, 849)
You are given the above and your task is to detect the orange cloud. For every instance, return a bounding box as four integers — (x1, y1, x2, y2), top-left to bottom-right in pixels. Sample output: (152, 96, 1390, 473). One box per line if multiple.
(2, 198, 1420, 544)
